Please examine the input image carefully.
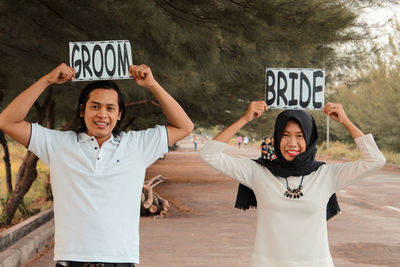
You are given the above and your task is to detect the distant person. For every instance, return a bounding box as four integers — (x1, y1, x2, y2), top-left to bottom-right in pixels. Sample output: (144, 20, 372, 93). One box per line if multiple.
(194, 135, 199, 151)
(268, 137, 276, 160)
(243, 136, 249, 149)
(237, 136, 242, 149)
(0, 63, 193, 267)
(200, 101, 385, 266)
(260, 137, 270, 159)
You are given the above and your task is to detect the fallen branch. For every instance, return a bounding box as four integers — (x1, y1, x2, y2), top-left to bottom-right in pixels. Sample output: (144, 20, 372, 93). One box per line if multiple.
(141, 175, 170, 217)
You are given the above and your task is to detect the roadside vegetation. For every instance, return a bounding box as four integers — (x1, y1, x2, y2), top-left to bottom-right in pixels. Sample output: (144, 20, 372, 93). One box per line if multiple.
(0, 0, 398, 227)
(318, 141, 400, 165)
(0, 140, 52, 228)
(192, 127, 400, 165)
(1, 132, 399, 229)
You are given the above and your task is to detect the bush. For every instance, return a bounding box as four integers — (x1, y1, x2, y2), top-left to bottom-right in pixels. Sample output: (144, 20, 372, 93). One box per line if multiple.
(319, 141, 362, 161)
(318, 141, 400, 165)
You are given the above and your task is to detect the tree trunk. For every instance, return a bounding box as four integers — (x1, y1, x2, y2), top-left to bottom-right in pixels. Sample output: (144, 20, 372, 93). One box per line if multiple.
(0, 131, 12, 194)
(45, 98, 55, 200)
(0, 90, 12, 194)
(61, 110, 79, 131)
(1, 89, 52, 225)
(1, 151, 39, 225)
(15, 150, 29, 186)
(46, 98, 55, 129)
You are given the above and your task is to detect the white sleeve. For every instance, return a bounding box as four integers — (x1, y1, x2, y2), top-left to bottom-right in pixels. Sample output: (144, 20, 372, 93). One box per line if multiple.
(332, 134, 386, 191)
(199, 140, 258, 188)
(27, 123, 67, 166)
(130, 125, 169, 168)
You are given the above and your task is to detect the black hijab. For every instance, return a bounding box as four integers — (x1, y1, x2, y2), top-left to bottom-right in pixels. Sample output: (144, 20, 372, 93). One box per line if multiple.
(234, 110, 340, 220)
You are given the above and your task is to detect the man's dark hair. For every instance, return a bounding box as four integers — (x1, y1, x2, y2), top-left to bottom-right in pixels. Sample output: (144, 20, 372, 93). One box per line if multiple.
(76, 80, 126, 135)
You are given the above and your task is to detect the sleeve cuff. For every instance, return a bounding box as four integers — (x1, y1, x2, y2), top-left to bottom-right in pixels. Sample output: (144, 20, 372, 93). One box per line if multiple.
(354, 133, 374, 146)
(26, 122, 33, 149)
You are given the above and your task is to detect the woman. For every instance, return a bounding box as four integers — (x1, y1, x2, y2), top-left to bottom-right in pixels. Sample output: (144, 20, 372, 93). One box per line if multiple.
(199, 101, 385, 267)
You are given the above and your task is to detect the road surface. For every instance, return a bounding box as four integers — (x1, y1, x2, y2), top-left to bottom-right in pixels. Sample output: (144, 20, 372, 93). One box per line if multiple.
(25, 141, 400, 267)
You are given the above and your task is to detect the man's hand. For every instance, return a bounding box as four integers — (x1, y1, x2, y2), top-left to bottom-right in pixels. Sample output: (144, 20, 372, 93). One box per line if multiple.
(44, 63, 75, 85)
(242, 101, 268, 123)
(130, 64, 157, 88)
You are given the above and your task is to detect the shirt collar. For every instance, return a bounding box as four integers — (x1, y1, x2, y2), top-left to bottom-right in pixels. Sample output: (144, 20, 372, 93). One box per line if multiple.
(77, 132, 121, 145)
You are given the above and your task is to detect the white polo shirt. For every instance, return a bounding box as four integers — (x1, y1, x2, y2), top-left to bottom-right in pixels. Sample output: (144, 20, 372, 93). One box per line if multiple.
(28, 123, 168, 263)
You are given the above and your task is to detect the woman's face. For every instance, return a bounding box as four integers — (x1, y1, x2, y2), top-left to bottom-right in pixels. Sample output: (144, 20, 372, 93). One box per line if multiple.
(279, 120, 306, 161)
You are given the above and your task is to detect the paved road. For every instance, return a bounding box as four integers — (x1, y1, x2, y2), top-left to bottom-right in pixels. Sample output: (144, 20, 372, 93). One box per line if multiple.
(25, 141, 400, 267)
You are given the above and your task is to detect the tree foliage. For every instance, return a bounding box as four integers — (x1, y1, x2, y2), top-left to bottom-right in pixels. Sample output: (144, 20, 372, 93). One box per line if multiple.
(0, 0, 363, 132)
(330, 62, 400, 152)
(0, 0, 388, 225)
(323, 13, 400, 153)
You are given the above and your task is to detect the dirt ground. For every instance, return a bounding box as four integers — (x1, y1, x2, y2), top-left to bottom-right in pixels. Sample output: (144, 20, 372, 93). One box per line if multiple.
(26, 139, 400, 267)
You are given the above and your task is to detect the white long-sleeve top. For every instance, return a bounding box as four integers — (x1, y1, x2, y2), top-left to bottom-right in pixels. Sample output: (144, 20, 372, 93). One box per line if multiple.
(199, 134, 385, 267)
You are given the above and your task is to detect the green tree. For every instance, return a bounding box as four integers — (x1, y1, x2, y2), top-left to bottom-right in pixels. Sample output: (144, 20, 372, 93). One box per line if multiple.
(331, 62, 400, 152)
(0, 0, 375, 224)
(0, 0, 367, 130)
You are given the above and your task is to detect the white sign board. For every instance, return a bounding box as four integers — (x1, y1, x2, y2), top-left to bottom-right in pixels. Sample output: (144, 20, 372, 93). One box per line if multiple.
(265, 68, 325, 110)
(69, 40, 133, 81)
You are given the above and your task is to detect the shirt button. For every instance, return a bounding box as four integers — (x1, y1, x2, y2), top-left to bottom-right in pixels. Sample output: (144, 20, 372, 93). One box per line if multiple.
(94, 147, 98, 150)
(91, 138, 94, 141)
(97, 157, 100, 160)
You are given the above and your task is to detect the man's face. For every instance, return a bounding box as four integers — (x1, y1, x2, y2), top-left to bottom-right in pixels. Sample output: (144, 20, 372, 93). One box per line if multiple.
(80, 88, 121, 146)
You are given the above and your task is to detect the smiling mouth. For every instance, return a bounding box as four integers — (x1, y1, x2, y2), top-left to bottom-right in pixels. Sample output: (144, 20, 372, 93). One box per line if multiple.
(95, 122, 109, 128)
(286, 150, 300, 157)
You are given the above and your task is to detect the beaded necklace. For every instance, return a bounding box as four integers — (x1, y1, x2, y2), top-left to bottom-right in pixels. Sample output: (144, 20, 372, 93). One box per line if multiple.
(284, 176, 304, 199)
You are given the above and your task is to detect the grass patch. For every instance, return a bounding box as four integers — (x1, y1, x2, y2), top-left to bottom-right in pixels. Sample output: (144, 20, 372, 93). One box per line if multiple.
(381, 150, 400, 165)
(0, 140, 52, 227)
(318, 141, 362, 161)
(227, 137, 263, 148)
(318, 141, 400, 165)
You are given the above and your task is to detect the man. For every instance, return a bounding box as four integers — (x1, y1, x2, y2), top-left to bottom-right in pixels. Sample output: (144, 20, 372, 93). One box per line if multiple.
(243, 136, 249, 149)
(0, 63, 193, 267)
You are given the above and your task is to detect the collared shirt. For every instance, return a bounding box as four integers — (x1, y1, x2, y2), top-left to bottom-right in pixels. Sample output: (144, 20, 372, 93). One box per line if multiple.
(28, 123, 168, 263)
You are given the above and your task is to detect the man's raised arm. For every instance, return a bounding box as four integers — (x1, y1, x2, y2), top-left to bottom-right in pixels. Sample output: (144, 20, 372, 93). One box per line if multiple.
(0, 63, 75, 147)
(129, 64, 194, 146)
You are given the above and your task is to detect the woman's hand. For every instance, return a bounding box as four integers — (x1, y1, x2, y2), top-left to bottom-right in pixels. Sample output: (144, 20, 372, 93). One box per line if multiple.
(323, 102, 350, 125)
(213, 101, 268, 143)
(242, 101, 268, 123)
(323, 102, 364, 139)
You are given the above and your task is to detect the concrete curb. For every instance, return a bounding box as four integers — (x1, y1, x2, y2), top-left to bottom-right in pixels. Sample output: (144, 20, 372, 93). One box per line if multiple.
(0, 209, 53, 253)
(0, 219, 54, 267)
(0, 208, 55, 267)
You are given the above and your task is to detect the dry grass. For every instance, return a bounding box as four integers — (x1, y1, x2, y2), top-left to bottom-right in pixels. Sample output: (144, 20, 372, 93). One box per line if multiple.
(381, 150, 400, 165)
(318, 141, 400, 165)
(0, 137, 398, 227)
(0, 140, 52, 226)
(318, 141, 362, 161)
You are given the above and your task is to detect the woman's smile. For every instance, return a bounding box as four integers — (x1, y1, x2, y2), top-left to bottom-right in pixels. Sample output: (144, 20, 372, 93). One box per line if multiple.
(286, 149, 300, 157)
(280, 120, 306, 161)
